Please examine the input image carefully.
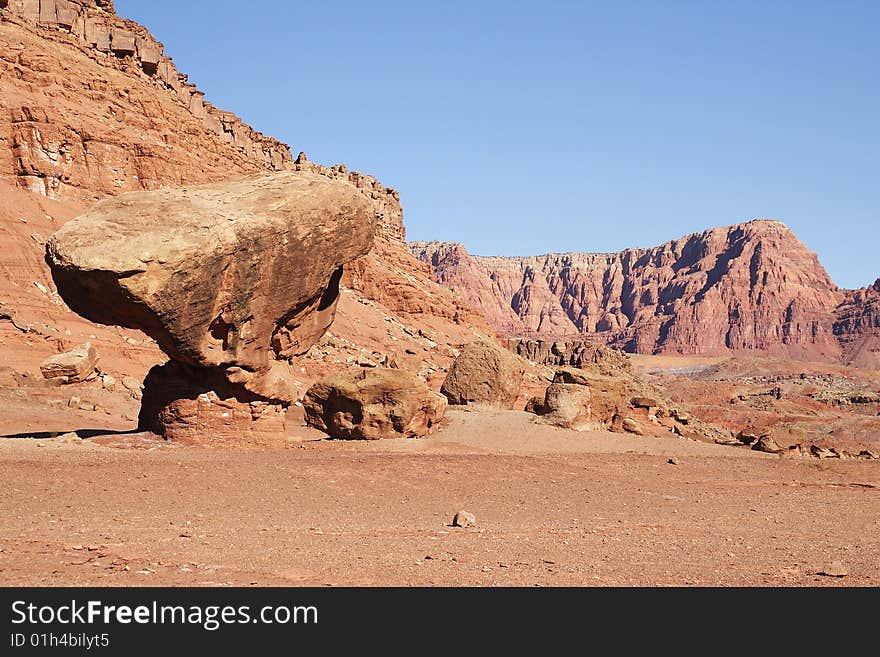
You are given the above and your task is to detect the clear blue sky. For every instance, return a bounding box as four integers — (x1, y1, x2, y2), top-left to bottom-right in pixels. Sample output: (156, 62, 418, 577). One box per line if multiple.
(117, 0, 878, 289)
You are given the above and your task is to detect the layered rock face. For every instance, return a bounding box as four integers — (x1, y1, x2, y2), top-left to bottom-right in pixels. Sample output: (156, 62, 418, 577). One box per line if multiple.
(835, 280, 880, 369)
(506, 339, 632, 376)
(1, 0, 494, 405)
(413, 220, 877, 362)
(46, 171, 376, 443)
(1, 1, 290, 202)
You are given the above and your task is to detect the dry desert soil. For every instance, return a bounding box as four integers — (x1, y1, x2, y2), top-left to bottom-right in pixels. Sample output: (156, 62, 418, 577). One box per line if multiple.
(1, 409, 877, 587)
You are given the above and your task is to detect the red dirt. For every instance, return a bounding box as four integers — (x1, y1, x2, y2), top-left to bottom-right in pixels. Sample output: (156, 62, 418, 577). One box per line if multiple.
(1, 410, 877, 587)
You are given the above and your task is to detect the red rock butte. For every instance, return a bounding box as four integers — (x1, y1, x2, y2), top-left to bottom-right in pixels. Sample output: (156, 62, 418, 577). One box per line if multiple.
(411, 219, 880, 367)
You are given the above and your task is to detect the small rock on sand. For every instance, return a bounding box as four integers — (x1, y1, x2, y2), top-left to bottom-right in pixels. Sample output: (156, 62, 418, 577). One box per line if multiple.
(452, 511, 476, 528)
(40, 342, 98, 383)
(622, 417, 644, 435)
(819, 561, 847, 578)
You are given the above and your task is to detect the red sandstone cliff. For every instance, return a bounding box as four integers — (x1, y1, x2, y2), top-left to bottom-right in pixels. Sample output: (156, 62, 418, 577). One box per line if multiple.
(835, 279, 880, 369)
(412, 220, 879, 364)
(1, 0, 289, 202)
(0, 2, 491, 391)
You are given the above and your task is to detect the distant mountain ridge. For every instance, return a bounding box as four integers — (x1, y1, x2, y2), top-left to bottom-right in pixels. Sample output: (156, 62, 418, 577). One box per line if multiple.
(411, 219, 880, 366)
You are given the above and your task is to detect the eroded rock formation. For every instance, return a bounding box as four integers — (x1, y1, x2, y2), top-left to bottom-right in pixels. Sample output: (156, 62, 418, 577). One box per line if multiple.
(835, 279, 880, 369)
(303, 367, 447, 439)
(413, 220, 880, 364)
(45, 171, 376, 443)
(506, 338, 632, 376)
(0, 0, 494, 412)
(1, 0, 290, 200)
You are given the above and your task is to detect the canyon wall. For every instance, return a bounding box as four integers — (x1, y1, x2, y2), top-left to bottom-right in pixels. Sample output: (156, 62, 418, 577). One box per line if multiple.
(835, 279, 880, 369)
(413, 220, 879, 364)
(1, 0, 290, 201)
(0, 0, 492, 395)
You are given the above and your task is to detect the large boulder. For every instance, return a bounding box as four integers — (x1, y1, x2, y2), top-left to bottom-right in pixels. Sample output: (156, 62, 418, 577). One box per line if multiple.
(303, 368, 447, 440)
(553, 368, 632, 427)
(440, 340, 524, 407)
(39, 342, 98, 383)
(46, 171, 376, 443)
(532, 367, 634, 432)
(536, 383, 596, 431)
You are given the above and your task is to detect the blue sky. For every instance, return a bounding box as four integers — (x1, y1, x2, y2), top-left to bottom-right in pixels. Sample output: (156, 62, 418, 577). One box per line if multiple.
(117, 0, 879, 289)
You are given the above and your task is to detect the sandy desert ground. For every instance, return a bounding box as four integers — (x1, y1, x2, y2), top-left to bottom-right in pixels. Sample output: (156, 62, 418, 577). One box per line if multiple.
(1, 408, 877, 587)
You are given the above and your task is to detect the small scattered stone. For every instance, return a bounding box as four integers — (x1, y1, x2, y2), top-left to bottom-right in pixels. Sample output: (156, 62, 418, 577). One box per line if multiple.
(667, 457, 680, 465)
(40, 342, 98, 383)
(0, 367, 19, 389)
(121, 376, 143, 399)
(819, 561, 848, 578)
(452, 510, 476, 528)
(622, 417, 644, 435)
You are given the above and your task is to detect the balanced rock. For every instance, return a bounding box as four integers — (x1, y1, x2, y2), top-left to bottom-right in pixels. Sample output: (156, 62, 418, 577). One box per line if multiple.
(46, 172, 375, 443)
(39, 342, 98, 383)
(303, 368, 447, 440)
(440, 340, 524, 408)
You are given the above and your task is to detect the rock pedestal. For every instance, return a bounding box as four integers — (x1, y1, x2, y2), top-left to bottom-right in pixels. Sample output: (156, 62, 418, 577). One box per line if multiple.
(47, 171, 376, 444)
(138, 361, 287, 447)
